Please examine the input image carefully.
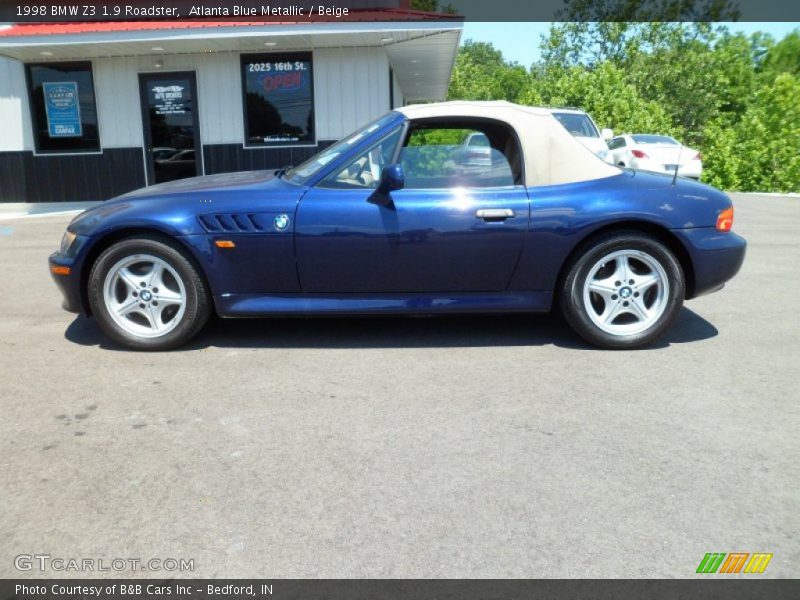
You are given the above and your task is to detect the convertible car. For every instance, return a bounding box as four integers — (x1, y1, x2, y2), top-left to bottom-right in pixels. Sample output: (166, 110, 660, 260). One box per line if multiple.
(49, 101, 746, 350)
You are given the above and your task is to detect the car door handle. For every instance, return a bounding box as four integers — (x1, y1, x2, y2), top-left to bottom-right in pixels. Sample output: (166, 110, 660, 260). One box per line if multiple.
(475, 208, 515, 221)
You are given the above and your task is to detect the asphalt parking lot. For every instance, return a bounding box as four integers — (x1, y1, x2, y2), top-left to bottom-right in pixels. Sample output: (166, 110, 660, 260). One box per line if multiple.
(0, 193, 797, 579)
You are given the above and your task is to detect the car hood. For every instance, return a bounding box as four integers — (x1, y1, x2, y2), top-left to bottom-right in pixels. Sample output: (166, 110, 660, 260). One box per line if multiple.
(118, 170, 279, 198)
(69, 170, 306, 237)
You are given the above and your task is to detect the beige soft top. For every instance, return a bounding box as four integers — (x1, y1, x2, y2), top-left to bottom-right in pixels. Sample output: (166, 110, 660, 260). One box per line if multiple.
(397, 101, 620, 187)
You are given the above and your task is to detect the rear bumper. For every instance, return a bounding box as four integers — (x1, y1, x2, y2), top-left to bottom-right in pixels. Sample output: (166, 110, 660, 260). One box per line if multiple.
(49, 252, 84, 313)
(672, 228, 746, 298)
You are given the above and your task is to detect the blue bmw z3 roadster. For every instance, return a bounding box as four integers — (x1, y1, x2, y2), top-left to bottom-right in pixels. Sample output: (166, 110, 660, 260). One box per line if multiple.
(50, 101, 746, 350)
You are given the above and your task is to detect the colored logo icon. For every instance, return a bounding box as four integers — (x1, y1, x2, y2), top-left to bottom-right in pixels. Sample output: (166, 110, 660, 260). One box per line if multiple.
(696, 552, 773, 574)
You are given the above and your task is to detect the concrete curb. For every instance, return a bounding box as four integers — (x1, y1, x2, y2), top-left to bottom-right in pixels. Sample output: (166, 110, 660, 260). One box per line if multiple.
(0, 201, 102, 221)
(735, 192, 800, 198)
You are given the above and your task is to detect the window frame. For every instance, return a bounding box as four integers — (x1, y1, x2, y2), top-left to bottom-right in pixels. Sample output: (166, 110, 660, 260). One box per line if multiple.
(25, 60, 102, 156)
(398, 117, 525, 190)
(240, 51, 316, 149)
(299, 112, 407, 187)
(317, 125, 405, 190)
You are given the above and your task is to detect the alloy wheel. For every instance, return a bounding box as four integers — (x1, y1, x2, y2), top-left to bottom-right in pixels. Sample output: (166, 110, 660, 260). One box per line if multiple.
(102, 254, 187, 338)
(582, 249, 669, 336)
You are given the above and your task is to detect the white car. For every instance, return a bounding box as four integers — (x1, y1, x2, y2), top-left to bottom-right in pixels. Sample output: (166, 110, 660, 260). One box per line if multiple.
(551, 108, 614, 163)
(607, 134, 702, 180)
(458, 131, 491, 166)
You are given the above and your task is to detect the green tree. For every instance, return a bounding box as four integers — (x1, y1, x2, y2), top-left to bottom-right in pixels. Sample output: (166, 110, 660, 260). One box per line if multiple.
(410, 0, 456, 14)
(733, 73, 800, 192)
(442, 2, 800, 191)
(759, 30, 800, 78)
(523, 62, 674, 135)
(447, 41, 531, 102)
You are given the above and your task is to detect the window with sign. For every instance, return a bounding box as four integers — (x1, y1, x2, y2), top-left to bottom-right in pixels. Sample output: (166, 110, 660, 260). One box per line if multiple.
(241, 52, 315, 146)
(26, 61, 100, 153)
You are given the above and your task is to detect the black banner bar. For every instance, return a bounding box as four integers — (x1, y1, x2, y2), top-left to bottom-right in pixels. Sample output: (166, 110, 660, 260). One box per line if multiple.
(1, 0, 800, 22)
(2, 580, 800, 600)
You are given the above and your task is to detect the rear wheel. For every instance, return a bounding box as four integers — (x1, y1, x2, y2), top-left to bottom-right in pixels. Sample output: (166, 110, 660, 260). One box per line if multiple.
(560, 232, 684, 349)
(88, 236, 211, 350)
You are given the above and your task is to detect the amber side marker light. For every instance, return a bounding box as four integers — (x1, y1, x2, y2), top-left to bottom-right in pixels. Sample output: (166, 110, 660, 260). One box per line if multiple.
(214, 240, 236, 248)
(50, 265, 71, 276)
(716, 207, 734, 232)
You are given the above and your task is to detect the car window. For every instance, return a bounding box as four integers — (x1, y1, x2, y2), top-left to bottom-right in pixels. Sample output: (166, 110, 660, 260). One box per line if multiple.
(400, 127, 515, 189)
(465, 132, 490, 147)
(286, 112, 401, 184)
(552, 112, 600, 138)
(631, 134, 679, 145)
(319, 126, 403, 189)
(608, 137, 626, 150)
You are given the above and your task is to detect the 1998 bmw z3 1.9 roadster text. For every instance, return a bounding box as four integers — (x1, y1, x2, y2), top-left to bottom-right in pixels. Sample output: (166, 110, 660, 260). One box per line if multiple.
(50, 101, 746, 350)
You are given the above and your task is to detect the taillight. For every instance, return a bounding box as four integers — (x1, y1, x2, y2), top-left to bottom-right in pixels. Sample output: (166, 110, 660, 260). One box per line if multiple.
(716, 207, 734, 232)
(631, 149, 648, 159)
(694, 152, 702, 161)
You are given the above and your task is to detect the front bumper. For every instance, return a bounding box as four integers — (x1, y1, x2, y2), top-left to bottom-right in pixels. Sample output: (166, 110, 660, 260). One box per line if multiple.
(672, 228, 746, 298)
(49, 252, 84, 313)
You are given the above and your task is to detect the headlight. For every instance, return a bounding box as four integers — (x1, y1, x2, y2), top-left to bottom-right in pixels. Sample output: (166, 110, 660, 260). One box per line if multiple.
(59, 230, 77, 255)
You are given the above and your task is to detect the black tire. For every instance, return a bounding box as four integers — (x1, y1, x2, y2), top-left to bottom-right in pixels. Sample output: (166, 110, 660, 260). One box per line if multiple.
(87, 235, 211, 350)
(559, 231, 685, 349)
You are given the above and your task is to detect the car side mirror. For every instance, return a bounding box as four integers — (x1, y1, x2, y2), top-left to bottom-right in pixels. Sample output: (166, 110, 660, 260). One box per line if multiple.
(369, 164, 404, 208)
(378, 163, 404, 194)
(601, 128, 614, 141)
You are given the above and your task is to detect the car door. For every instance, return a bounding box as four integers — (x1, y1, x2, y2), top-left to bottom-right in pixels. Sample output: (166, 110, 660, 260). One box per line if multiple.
(295, 122, 529, 293)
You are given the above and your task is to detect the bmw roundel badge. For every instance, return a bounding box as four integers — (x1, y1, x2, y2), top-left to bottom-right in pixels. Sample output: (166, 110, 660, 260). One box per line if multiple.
(273, 214, 290, 231)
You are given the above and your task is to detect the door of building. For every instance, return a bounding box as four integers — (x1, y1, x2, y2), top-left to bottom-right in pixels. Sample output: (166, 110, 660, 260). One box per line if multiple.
(138, 71, 202, 185)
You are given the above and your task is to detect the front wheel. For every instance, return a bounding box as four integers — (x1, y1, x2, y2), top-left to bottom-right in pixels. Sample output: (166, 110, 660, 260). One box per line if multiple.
(88, 236, 211, 350)
(560, 232, 685, 349)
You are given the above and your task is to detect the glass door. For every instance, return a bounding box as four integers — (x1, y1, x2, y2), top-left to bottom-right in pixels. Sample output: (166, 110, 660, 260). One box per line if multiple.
(138, 71, 202, 185)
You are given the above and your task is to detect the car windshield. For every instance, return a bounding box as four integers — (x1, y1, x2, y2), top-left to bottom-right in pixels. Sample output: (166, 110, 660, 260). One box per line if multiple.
(552, 112, 600, 138)
(285, 112, 402, 185)
(631, 135, 680, 145)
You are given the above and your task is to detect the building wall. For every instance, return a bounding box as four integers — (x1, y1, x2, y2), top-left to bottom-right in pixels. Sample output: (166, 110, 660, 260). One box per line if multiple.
(391, 70, 404, 109)
(0, 56, 33, 152)
(0, 46, 397, 202)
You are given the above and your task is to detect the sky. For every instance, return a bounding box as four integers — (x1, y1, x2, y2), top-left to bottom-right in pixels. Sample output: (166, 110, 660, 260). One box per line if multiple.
(461, 22, 800, 66)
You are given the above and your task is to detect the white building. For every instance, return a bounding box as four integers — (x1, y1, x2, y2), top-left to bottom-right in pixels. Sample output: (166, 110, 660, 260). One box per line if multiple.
(0, 14, 461, 202)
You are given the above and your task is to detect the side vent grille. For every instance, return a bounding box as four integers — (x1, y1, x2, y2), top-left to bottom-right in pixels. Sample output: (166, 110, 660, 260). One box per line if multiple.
(198, 213, 268, 233)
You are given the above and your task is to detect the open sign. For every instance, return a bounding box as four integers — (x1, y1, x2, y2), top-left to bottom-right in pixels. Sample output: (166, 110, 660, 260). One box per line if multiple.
(261, 71, 305, 93)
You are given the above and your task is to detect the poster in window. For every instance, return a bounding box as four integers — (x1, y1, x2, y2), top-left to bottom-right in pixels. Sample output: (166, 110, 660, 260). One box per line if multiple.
(43, 81, 82, 138)
(149, 84, 188, 116)
(242, 53, 314, 145)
